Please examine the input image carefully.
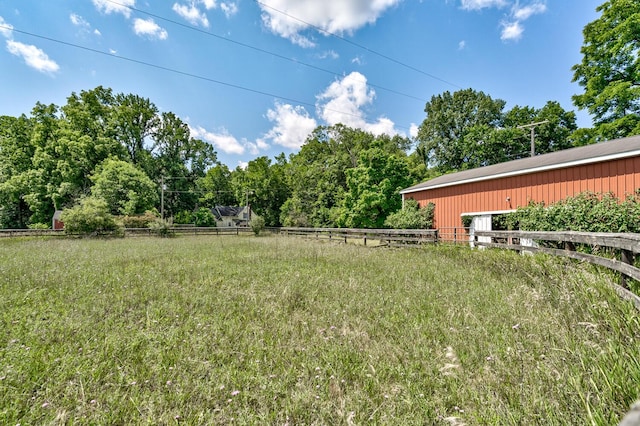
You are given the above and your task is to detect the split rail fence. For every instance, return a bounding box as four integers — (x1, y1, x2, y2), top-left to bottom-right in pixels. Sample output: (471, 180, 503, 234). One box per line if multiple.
(473, 230, 640, 310)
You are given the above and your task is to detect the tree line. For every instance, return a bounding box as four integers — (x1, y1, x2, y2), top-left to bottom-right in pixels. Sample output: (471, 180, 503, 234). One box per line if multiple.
(0, 0, 637, 230)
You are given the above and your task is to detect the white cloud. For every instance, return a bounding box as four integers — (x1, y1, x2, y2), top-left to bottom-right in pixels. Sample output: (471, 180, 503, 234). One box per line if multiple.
(94, 29, 102, 36)
(109, 48, 117, 55)
(92, 0, 135, 18)
(262, 103, 318, 150)
(458, 40, 466, 50)
(6, 40, 59, 74)
(460, 1, 547, 42)
(317, 50, 339, 60)
(316, 71, 398, 136)
(190, 125, 245, 155)
(0, 16, 14, 39)
(70, 13, 90, 28)
(133, 18, 168, 40)
(220, 2, 239, 18)
(460, 0, 507, 10)
(259, 0, 401, 47)
(500, 20, 523, 41)
(409, 123, 419, 139)
(201, 0, 217, 10)
(173, 2, 210, 27)
(513, 2, 547, 20)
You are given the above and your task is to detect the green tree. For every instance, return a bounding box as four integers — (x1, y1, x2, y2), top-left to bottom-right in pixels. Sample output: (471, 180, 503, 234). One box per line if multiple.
(572, 0, 640, 140)
(60, 196, 121, 236)
(336, 148, 412, 228)
(416, 89, 506, 171)
(91, 158, 158, 215)
(0, 115, 34, 228)
(197, 163, 237, 207)
(232, 155, 289, 227)
(281, 125, 413, 227)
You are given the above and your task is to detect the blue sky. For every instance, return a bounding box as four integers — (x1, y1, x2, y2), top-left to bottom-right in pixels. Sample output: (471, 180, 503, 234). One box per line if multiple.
(0, 0, 601, 168)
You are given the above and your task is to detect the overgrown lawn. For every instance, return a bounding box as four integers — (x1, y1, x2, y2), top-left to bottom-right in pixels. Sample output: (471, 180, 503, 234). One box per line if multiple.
(0, 236, 638, 424)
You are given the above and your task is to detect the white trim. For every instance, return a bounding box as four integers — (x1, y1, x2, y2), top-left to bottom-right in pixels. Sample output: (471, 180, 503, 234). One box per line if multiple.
(461, 209, 516, 217)
(401, 149, 640, 194)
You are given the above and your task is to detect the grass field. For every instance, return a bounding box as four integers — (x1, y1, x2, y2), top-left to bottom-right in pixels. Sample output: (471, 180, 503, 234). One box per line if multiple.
(1, 235, 639, 425)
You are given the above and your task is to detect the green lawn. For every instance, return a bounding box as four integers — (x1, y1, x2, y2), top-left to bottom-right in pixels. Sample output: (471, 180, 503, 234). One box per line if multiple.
(1, 235, 638, 424)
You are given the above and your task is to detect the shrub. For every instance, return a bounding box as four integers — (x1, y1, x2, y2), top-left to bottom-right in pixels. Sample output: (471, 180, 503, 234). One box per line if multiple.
(174, 210, 193, 225)
(507, 190, 640, 233)
(249, 216, 266, 236)
(193, 207, 216, 227)
(61, 197, 122, 236)
(27, 223, 50, 230)
(384, 199, 435, 229)
(148, 217, 174, 237)
(120, 211, 159, 228)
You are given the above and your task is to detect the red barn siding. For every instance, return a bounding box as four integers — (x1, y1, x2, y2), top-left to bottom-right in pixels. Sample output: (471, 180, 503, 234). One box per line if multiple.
(407, 156, 640, 230)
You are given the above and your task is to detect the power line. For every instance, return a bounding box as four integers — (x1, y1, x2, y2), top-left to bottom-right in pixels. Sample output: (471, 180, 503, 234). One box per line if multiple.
(2, 25, 412, 132)
(255, 0, 464, 90)
(103, 0, 427, 103)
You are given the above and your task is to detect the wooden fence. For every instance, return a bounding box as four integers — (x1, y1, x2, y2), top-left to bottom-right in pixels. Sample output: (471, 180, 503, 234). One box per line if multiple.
(474, 230, 640, 310)
(278, 227, 438, 246)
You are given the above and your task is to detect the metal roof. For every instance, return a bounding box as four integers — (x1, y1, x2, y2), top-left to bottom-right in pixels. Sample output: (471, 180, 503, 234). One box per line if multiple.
(401, 134, 640, 194)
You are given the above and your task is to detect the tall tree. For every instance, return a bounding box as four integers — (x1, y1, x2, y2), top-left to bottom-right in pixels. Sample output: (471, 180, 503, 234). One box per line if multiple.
(197, 163, 237, 207)
(91, 158, 158, 215)
(336, 148, 412, 229)
(416, 89, 505, 171)
(572, 0, 640, 140)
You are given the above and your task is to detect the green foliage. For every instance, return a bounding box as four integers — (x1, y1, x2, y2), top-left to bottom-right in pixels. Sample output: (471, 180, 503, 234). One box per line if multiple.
(173, 210, 193, 224)
(148, 217, 174, 237)
(336, 147, 413, 228)
(60, 196, 121, 236)
(27, 222, 50, 230)
(572, 0, 640, 138)
(91, 158, 158, 215)
(507, 190, 640, 232)
(417, 90, 578, 172)
(384, 199, 435, 229)
(461, 215, 473, 228)
(119, 211, 159, 228)
(249, 215, 266, 235)
(193, 207, 216, 227)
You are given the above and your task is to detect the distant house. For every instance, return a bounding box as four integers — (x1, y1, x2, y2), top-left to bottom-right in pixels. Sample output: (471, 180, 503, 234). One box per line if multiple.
(52, 210, 64, 230)
(212, 206, 252, 227)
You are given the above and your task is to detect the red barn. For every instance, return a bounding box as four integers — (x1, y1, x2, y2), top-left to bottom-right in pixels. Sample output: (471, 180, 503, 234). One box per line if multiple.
(400, 135, 640, 238)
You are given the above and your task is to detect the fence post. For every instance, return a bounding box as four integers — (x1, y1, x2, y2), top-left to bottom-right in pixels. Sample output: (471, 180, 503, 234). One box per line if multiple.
(621, 249, 635, 290)
(364, 235, 367, 246)
(434, 229, 439, 244)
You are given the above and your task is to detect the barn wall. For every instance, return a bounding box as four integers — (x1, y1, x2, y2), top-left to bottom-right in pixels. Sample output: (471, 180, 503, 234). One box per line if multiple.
(407, 156, 640, 230)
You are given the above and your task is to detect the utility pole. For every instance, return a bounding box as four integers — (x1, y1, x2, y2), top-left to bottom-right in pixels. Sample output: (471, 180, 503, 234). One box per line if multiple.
(517, 120, 549, 157)
(160, 176, 165, 220)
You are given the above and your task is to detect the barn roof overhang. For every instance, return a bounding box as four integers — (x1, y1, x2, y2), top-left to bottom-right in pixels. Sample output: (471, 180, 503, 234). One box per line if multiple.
(401, 135, 640, 195)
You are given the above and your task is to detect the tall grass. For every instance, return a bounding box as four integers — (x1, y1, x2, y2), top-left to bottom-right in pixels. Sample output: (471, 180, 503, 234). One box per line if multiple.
(0, 236, 638, 424)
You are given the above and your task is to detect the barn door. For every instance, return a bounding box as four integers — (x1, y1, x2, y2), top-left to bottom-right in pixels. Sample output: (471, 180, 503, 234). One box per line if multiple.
(469, 214, 492, 248)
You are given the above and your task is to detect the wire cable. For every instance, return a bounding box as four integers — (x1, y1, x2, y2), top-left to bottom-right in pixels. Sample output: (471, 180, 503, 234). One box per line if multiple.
(2, 25, 413, 132)
(102, 0, 428, 103)
(255, 0, 464, 90)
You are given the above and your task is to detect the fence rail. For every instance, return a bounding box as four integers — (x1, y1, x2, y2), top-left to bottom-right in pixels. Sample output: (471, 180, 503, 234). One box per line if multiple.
(278, 227, 438, 246)
(474, 230, 640, 310)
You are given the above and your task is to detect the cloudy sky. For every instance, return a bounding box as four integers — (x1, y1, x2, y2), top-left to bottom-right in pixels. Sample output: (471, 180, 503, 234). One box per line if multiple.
(0, 0, 601, 168)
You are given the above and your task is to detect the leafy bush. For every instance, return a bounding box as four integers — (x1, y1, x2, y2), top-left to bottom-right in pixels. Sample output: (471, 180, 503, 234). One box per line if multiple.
(61, 197, 122, 236)
(507, 190, 640, 233)
(27, 223, 50, 230)
(148, 217, 173, 237)
(249, 216, 266, 236)
(174, 210, 193, 225)
(193, 207, 216, 227)
(384, 199, 435, 229)
(120, 211, 159, 228)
